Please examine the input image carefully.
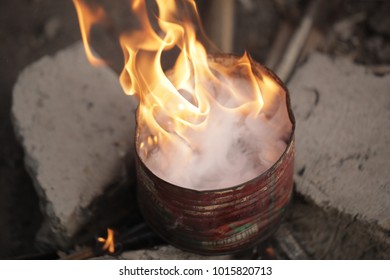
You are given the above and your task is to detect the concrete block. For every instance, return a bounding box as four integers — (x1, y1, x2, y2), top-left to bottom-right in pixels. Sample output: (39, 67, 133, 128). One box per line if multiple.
(289, 53, 390, 232)
(12, 42, 137, 248)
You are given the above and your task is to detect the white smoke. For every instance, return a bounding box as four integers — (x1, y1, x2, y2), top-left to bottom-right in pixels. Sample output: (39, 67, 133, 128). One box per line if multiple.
(138, 74, 292, 191)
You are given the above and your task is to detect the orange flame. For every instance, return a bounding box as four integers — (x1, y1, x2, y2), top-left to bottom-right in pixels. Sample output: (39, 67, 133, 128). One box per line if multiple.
(73, 0, 288, 187)
(97, 228, 115, 254)
(73, 0, 107, 66)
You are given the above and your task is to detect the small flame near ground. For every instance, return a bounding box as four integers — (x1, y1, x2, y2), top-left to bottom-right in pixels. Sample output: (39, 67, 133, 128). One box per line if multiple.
(97, 228, 115, 254)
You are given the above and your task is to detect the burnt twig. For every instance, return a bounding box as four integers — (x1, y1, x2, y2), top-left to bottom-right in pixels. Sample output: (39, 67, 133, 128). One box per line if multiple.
(266, 20, 294, 69)
(275, 0, 322, 82)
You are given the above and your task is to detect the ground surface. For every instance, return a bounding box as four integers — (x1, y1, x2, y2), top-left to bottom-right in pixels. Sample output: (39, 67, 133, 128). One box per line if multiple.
(0, 0, 389, 259)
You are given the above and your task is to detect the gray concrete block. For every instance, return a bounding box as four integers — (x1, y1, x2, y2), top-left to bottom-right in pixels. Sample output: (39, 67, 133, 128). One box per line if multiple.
(289, 53, 390, 232)
(12, 42, 137, 248)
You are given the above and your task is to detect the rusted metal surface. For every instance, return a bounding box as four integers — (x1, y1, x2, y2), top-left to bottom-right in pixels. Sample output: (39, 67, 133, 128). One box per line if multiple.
(136, 56, 295, 255)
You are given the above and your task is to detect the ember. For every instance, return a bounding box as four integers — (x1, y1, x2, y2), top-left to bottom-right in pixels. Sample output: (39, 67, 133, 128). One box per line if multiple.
(97, 228, 115, 254)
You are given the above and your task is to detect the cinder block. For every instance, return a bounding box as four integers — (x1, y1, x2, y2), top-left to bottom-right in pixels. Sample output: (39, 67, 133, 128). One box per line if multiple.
(12, 42, 137, 248)
(289, 53, 390, 234)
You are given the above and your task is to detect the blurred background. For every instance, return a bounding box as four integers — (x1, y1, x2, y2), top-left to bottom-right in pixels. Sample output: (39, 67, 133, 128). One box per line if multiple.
(0, 0, 389, 259)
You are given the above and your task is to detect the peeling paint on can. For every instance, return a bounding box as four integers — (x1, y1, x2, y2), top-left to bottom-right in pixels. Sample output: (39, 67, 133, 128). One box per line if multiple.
(135, 55, 295, 255)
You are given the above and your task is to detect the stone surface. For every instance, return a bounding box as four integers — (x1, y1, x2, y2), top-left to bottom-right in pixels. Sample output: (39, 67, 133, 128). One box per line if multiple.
(12, 42, 137, 248)
(289, 53, 390, 232)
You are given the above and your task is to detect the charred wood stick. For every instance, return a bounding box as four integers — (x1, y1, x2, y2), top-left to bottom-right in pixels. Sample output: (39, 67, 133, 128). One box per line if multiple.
(265, 20, 294, 70)
(275, 0, 321, 82)
(119, 231, 162, 253)
(120, 222, 150, 239)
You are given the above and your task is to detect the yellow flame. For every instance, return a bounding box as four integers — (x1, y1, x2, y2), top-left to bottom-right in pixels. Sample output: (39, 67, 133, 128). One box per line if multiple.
(73, 0, 283, 159)
(73, 0, 107, 66)
(97, 228, 115, 254)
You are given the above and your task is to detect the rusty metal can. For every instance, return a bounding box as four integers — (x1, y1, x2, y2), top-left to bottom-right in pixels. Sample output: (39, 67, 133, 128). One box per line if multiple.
(135, 55, 295, 255)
